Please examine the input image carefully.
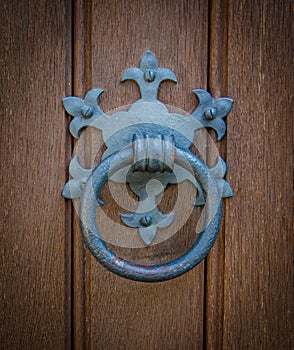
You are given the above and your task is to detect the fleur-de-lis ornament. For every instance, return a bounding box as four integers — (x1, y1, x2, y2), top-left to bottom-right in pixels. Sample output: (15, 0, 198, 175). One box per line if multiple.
(62, 50, 233, 247)
(61, 51, 235, 281)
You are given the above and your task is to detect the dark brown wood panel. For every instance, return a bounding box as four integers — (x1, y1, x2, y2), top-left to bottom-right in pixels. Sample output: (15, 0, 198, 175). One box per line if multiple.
(205, 0, 230, 348)
(71, 1, 91, 349)
(224, 1, 293, 349)
(0, 1, 72, 348)
(72, 1, 209, 348)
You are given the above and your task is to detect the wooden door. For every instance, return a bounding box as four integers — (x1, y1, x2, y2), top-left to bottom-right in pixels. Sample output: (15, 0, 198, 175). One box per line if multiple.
(0, 1, 293, 349)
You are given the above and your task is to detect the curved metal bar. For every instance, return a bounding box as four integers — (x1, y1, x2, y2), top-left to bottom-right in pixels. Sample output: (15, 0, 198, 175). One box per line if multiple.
(79, 146, 223, 282)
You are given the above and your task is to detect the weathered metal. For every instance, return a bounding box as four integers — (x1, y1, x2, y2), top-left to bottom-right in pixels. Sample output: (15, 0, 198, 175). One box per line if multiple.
(79, 146, 228, 282)
(62, 51, 234, 281)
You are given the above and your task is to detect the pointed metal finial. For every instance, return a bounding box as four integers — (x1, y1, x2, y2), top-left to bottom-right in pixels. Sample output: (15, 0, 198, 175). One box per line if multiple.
(121, 50, 177, 102)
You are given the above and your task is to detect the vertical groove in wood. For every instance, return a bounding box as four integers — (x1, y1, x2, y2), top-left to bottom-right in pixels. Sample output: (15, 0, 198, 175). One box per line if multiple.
(65, 1, 73, 349)
(205, 0, 229, 349)
(224, 0, 294, 348)
(0, 0, 72, 348)
(72, 0, 93, 349)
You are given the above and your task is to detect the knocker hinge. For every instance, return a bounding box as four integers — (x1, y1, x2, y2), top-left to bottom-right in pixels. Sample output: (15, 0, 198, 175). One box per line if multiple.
(132, 134, 175, 173)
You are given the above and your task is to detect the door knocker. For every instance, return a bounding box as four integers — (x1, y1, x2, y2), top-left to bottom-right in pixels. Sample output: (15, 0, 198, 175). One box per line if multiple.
(62, 51, 233, 282)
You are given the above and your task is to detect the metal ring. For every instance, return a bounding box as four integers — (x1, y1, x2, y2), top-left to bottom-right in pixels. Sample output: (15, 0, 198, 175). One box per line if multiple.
(79, 145, 222, 282)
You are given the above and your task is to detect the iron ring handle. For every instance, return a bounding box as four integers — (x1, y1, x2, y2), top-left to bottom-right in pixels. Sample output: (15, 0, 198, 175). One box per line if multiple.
(79, 145, 223, 282)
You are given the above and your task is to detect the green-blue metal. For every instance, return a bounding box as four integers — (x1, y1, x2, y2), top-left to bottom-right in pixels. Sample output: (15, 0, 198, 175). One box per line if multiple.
(62, 51, 234, 281)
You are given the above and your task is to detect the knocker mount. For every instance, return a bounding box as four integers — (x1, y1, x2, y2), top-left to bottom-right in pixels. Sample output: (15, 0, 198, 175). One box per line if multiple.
(62, 50, 233, 282)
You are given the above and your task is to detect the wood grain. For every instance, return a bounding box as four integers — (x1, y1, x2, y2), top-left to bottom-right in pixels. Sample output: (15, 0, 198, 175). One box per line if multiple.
(3, 1, 290, 349)
(74, 0, 209, 348)
(224, 0, 293, 348)
(72, 1, 90, 349)
(0, 1, 72, 348)
(205, 0, 229, 348)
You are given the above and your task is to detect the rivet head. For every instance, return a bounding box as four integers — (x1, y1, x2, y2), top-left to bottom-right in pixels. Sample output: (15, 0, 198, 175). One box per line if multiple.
(204, 107, 217, 120)
(144, 69, 156, 82)
(81, 105, 94, 118)
(140, 215, 153, 227)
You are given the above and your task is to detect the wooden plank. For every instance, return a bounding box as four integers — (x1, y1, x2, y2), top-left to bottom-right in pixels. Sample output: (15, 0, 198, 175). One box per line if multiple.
(72, 0, 209, 348)
(72, 1, 90, 349)
(224, 0, 294, 348)
(205, 0, 229, 348)
(0, 1, 72, 348)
